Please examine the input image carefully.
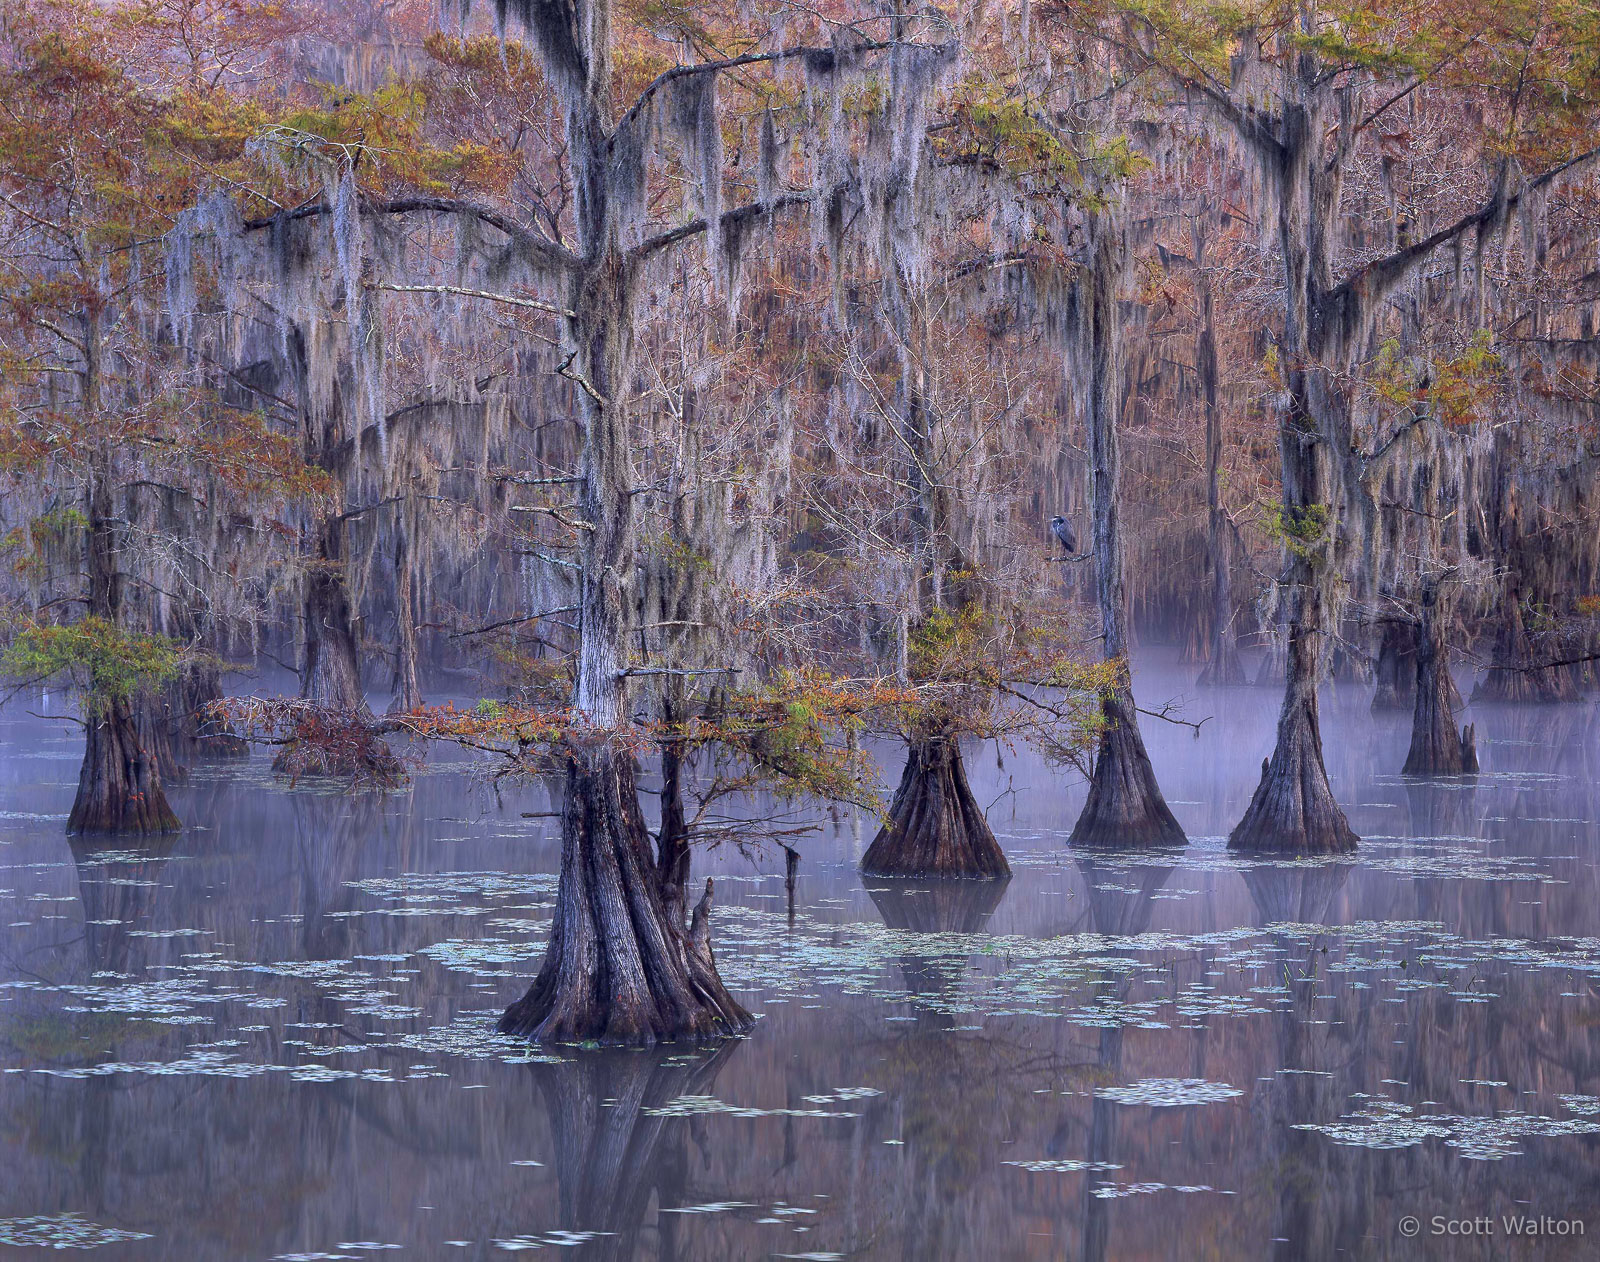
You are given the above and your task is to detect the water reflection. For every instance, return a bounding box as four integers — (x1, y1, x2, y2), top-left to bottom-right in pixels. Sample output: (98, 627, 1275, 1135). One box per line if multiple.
(531, 1046, 735, 1260)
(2, 673, 1600, 1257)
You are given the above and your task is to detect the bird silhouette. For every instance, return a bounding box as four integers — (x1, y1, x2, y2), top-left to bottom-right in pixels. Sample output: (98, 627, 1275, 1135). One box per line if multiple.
(1049, 514, 1077, 555)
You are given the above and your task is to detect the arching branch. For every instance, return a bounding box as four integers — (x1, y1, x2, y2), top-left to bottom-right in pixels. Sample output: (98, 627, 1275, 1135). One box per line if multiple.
(243, 196, 580, 272)
(1334, 146, 1600, 319)
(370, 281, 574, 318)
(629, 192, 810, 263)
(612, 36, 909, 141)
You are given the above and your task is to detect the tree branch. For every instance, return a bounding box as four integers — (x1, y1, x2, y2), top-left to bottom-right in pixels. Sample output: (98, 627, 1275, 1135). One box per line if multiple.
(243, 196, 579, 272)
(612, 40, 895, 142)
(370, 281, 573, 318)
(630, 193, 810, 263)
(1335, 147, 1600, 317)
(448, 607, 580, 638)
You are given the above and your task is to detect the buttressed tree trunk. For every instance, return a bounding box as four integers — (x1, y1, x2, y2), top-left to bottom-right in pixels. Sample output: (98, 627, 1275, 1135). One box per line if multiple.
(72, 470, 180, 835)
(387, 504, 424, 714)
(498, 2, 749, 1040)
(1069, 213, 1185, 848)
(301, 512, 366, 712)
(1473, 580, 1580, 704)
(1227, 407, 1357, 853)
(863, 735, 1010, 878)
(1369, 615, 1416, 711)
(1192, 216, 1247, 688)
(71, 696, 182, 835)
(172, 655, 248, 760)
(862, 306, 1008, 879)
(1403, 578, 1477, 776)
(276, 323, 391, 776)
(1227, 58, 1357, 854)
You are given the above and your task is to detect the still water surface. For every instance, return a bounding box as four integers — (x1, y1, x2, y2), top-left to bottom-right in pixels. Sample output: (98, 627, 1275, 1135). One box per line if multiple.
(2, 663, 1598, 1259)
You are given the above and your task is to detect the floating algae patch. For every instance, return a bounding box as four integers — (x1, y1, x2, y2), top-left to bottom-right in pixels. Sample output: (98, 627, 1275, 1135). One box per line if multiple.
(375, 1013, 565, 1064)
(72, 848, 181, 867)
(346, 870, 559, 906)
(0, 1213, 154, 1248)
(1294, 1095, 1600, 1158)
(713, 895, 1600, 1035)
(417, 936, 537, 972)
(1360, 840, 1560, 883)
(643, 1094, 862, 1120)
(801, 1087, 883, 1104)
(329, 871, 560, 921)
(714, 903, 1272, 1023)
(1095, 1079, 1244, 1107)
(1090, 1182, 1234, 1199)
(32, 1049, 390, 1081)
(493, 1230, 612, 1250)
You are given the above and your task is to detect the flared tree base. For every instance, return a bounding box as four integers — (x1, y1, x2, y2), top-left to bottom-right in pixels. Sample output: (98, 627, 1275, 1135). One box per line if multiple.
(500, 745, 752, 1045)
(1473, 667, 1579, 705)
(1197, 647, 1249, 687)
(175, 665, 249, 761)
(1401, 723, 1478, 776)
(69, 701, 181, 836)
(1403, 602, 1479, 776)
(1228, 705, 1357, 854)
(861, 737, 1009, 879)
(1069, 693, 1186, 848)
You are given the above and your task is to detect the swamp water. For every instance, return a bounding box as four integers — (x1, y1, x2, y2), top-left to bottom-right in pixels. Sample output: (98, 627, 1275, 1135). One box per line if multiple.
(2, 663, 1598, 1259)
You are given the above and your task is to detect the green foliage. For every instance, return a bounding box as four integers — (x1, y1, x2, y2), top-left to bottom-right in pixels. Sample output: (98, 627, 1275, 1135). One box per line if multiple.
(2, 616, 180, 712)
(1371, 332, 1503, 427)
(1262, 501, 1331, 561)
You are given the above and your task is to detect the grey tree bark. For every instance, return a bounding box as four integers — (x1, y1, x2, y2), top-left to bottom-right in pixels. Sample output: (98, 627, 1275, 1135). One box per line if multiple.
(1069, 212, 1185, 848)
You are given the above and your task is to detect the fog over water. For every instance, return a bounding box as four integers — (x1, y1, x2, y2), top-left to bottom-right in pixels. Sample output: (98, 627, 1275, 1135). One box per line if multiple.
(2, 657, 1598, 1259)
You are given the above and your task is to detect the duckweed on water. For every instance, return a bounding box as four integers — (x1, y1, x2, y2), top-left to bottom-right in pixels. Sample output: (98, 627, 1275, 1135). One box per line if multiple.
(1291, 1096, 1600, 1159)
(1094, 1078, 1245, 1107)
(0, 1213, 154, 1248)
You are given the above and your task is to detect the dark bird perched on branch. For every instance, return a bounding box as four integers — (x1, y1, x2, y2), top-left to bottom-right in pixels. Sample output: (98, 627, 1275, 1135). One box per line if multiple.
(1049, 514, 1077, 555)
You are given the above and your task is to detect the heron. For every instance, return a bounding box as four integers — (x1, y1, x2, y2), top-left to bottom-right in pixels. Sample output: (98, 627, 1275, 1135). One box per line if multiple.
(1049, 514, 1077, 555)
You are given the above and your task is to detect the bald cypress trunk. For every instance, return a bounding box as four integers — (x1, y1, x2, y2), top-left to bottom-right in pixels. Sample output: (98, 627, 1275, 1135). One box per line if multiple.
(387, 512, 424, 714)
(171, 656, 248, 760)
(862, 272, 1007, 877)
(301, 512, 365, 711)
(499, 742, 748, 1042)
(1228, 77, 1357, 853)
(1069, 213, 1184, 848)
(499, 40, 749, 1038)
(1473, 581, 1580, 703)
(499, 280, 751, 1042)
(863, 736, 1009, 878)
(1193, 218, 1247, 688)
(1228, 421, 1357, 853)
(1403, 580, 1478, 775)
(1370, 617, 1416, 711)
(71, 696, 181, 834)
(71, 469, 180, 835)
(268, 315, 396, 778)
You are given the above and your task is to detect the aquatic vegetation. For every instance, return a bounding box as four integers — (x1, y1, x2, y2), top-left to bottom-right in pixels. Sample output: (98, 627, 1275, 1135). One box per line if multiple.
(0, 1214, 154, 1248)
(1095, 1079, 1244, 1107)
